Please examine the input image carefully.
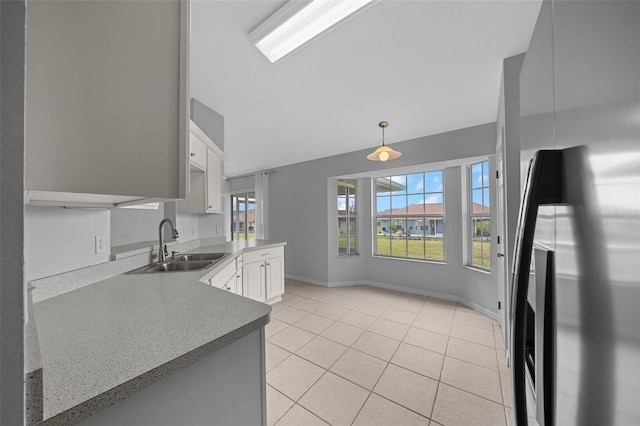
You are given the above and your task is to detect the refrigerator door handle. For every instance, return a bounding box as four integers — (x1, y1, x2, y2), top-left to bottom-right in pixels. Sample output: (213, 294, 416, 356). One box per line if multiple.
(541, 250, 555, 426)
(510, 150, 563, 426)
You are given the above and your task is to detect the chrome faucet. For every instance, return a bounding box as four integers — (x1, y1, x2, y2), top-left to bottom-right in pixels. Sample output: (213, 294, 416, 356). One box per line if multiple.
(158, 218, 179, 263)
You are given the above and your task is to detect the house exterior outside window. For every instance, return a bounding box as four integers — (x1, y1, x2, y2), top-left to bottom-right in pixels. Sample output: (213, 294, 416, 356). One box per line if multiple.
(337, 179, 357, 255)
(231, 192, 255, 241)
(374, 171, 445, 261)
(468, 160, 490, 269)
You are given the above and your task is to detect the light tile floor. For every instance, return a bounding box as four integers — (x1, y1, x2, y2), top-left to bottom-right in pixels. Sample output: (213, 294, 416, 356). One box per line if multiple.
(266, 279, 514, 426)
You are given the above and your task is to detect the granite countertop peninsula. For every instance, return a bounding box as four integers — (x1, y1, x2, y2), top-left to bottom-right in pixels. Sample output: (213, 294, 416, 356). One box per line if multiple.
(29, 239, 285, 425)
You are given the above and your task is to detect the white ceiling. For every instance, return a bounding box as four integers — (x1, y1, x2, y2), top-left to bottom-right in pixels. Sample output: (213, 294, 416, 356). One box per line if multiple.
(190, 0, 542, 177)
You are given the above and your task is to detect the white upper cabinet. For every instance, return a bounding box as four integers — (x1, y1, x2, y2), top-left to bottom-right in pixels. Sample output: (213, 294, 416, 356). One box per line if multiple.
(178, 121, 229, 214)
(189, 137, 207, 172)
(24, 0, 190, 208)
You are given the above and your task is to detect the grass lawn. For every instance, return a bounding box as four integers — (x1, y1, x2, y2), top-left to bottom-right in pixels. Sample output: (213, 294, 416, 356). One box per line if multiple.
(472, 240, 491, 269)
(338, 234, 356, 252)
(375, 236, 444, 260)
(338, 234, 491, 269)
(233, 231, 255, 240)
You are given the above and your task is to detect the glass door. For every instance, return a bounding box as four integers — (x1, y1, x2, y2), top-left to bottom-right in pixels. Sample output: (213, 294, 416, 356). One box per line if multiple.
(231, 192, 255, 241)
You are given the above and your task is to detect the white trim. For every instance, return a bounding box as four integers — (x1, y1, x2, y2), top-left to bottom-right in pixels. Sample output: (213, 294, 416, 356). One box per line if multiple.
(284, 274, 499, 321)
(178, 0, 190, 199)
(464, 265, 492, 275)
(285, 274, 328, 287)
(457, 297, 499, 322)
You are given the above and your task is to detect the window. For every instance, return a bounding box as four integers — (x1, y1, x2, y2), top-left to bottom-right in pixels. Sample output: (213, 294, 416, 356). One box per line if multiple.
(469, 160, 491, 269)
(231, 192, 255, 241)
(337, 179, 357, 255)
(374, 171, 444, 261)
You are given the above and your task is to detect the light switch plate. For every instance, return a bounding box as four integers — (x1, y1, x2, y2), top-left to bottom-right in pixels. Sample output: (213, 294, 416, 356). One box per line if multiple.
(95, 235, 106, 254)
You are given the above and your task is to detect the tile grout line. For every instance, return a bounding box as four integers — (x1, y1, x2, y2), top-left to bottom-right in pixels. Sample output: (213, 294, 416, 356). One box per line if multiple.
(271, 282, 512, 425)
(493, 332, 510, 426)
(427, 333, 451, 423)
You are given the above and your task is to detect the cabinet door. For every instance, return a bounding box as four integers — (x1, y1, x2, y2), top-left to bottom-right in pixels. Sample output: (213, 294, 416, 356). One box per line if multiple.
(189, 136, 207, 171)
(223, 274, 236, 293)
(209, 261, 236, 289)
(242, 262, 265, 302)
(25, 0, 189, 205)
(231, 268, 243, 295)
(265, 257, 285, 301)
(206, 149, 222, 213)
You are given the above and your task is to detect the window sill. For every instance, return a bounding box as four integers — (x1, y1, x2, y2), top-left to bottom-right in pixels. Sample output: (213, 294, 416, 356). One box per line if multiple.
(372, 255, 446, 265)
(337, 253, 359, 258)
(464, 265, 491, 275)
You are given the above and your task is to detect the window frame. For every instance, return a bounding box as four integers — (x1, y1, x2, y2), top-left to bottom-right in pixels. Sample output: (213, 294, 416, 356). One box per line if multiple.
(467, 160, 491, 271)
(373, 171, 445, 262)
(230, 191, 256, 241)
(337, 178, 358, 255)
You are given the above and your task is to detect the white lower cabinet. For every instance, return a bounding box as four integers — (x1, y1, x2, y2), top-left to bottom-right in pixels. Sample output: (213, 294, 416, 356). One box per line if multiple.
(224, 266, 242, 296)
(242, 247, 285, 304)
(209, 257, 242, 295)
(265, 257, 284, 301)
(209, 247, 284, 303)
(242, 262, 266, 302)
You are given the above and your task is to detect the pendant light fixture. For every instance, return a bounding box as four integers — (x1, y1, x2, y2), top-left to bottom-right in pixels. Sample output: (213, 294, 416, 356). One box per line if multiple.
(367, 121, 401, 161)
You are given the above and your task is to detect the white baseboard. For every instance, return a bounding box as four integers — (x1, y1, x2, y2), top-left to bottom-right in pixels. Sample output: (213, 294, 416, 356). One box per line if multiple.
(360, 279, 458, 303)
(456, 297, 499, 321)
(285, 274, 328, 287)
(285, 274, 499, 321)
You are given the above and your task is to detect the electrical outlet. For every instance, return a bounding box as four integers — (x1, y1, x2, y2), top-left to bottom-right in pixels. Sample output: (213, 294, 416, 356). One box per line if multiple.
(95, 235, 106, 254)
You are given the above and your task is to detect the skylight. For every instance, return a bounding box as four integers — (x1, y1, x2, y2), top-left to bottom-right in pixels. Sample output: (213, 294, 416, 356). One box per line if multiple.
(249, 0, 376, 63)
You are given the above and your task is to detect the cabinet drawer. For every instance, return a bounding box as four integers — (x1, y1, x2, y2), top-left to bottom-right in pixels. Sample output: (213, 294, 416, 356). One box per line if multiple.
(243, 246, 284, 264)
(189, 135, 207, 170)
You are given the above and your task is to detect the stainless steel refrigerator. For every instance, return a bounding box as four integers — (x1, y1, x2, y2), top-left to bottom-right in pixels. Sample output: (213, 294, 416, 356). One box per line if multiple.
(512, 0, 639, 425)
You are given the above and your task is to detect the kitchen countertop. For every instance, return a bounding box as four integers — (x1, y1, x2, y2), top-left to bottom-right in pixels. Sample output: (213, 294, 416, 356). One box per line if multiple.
(29, 239, 285, 425)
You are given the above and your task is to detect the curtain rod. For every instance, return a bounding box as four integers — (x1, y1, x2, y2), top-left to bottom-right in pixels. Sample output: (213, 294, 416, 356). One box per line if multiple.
(226, 170, 273, 181)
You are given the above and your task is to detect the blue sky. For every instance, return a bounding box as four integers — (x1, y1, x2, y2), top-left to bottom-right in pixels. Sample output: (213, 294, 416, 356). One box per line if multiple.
(232, 194, 255, 212)
(376, 171, 444, 213)
(337, 164, 490, 215)
(471, 161, 490, 207)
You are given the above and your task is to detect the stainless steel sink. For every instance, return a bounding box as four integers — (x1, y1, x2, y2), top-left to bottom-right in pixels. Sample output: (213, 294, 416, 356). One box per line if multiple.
(127, 252, 231, 274)
(127, 260, 214, 274)
(173, 252, 230, 262)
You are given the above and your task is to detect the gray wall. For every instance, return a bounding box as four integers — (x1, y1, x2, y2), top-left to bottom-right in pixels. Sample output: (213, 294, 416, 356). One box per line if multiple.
(269, 122, 501, 315)
(25, 207, 110, 282)
(110, 207, 166, 247)
(1, 0, 26, 423)
(25, 206, 226, 282)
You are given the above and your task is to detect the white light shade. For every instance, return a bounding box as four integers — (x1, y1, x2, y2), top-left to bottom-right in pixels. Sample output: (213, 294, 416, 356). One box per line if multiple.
(366, 145, 402, 162)
(249, 0, 376, 63)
